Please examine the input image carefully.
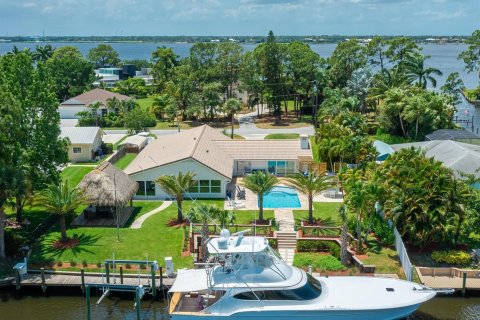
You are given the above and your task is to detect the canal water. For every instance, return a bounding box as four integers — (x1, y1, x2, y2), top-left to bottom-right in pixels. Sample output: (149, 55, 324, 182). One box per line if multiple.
(0, 288, 479, 320)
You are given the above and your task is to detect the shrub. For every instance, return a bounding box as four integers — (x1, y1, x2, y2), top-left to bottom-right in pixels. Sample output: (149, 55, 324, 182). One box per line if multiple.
(56, 261, 63, 267)
(140, 264, 147, 270)
(293, 253, 346, 271)
(82, 260, 88, 267)
(4, 229, 28, 257)
(96, 262, 102, 268)
(432, 251, 471, 265)
(125, 263, 132, 269)
(70, 260, 77, 267)
(370, 214, 394, 246)
(268, 238, 278, 249)
(297, 240, 340, 259)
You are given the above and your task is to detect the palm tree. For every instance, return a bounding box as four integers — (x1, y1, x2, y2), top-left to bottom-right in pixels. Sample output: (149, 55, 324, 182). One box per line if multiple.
(155, 171, 197, 223)
(241, 171, 278, 222)
(338, 205, 350, 265)
(367, 67, 408, 106)
(36, 181, 84, 243)
(187, 203, 219, 262)
(88, 101, 102, 126)
(223, 98, 242, 139)
(33, 45, 54, 62)
(401, 53, 443, 88)
(285, 171, 335, 225)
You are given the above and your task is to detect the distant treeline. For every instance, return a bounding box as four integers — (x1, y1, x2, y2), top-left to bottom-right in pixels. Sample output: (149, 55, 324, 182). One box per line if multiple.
(0, 35, 469, 44)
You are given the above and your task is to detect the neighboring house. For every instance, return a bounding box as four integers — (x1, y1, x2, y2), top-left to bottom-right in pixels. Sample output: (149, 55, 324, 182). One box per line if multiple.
(124, 125, 313, 200)
(117, 135, 148, 153)
(391, 140, 480, 181)
(58, 88, 131, 119)
(61, 127, 103, 162)
(425, 129, 480, 146)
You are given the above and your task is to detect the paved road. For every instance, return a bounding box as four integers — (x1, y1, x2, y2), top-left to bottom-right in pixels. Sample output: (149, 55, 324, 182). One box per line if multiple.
(103, 105, 315, 140)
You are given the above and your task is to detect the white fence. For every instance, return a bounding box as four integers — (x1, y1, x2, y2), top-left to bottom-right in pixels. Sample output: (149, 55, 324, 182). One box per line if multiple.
(394, 228, 414, 281)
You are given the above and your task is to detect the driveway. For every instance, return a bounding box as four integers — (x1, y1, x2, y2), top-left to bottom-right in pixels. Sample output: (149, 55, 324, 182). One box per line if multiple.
(230, 106, 315, 140)
(103, 105, 315, 140)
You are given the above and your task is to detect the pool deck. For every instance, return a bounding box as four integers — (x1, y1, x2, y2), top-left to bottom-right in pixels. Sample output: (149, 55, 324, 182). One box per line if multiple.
(225, 178, 309, 210)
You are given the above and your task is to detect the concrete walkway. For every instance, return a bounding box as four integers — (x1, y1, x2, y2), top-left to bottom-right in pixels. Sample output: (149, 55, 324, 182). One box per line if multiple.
(130, 201, 172, 229)
(275, 209, 295, 231)
(275, 209, 297, 266)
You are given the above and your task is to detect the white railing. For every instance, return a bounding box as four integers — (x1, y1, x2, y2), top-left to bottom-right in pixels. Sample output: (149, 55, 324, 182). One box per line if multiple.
(394, 227, 414, 282)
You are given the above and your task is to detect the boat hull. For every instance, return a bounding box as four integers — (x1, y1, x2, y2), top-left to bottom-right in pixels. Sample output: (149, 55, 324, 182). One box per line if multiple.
(171, 304, 420, 320)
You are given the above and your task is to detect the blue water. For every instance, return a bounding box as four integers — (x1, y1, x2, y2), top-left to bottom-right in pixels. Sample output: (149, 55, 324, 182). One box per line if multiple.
(261, 186, 301, 209)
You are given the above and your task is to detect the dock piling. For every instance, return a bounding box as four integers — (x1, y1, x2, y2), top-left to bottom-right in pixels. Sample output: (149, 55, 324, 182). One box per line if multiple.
(151, 264, 156, 299)
(160, 266, 163, 289)
(81, 268, 85, 293)
(105, 261, 110, 284)
(85, 285, 91, 320)
(462, 272, 467, 297)
(135, 286, 142, 320)
(40, 268, 47, 294)
(120, 267, 124, 284)
(14, 268, 20, 291)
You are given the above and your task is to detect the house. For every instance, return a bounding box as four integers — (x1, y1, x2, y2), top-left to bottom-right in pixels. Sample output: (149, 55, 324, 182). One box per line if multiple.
(60, 127, 103, 162)
(391, 140, 480, 181)
(124, 125, 313, 200)
(58, 88, 131, 119)
(425, 129, 480, 146)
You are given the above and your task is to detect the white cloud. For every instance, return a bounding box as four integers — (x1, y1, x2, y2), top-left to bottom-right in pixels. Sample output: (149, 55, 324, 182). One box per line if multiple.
(21, 2, 37, 8)
(416, 6, 466, 20)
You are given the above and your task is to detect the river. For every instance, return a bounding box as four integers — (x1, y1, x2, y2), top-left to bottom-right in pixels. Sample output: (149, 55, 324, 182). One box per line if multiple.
(0, 288, 479, 320)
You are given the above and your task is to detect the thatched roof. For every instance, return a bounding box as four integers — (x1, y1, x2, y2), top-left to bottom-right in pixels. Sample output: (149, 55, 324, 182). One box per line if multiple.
(78, 162, 138, 206)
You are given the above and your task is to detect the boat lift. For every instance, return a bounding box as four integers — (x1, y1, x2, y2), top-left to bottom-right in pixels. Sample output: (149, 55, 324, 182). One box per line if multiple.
(84, 258, 160, 320)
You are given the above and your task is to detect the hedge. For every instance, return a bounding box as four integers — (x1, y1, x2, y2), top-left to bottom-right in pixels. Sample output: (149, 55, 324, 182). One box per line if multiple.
(297, 240, 340, 259)
(432, 251, 471, 265)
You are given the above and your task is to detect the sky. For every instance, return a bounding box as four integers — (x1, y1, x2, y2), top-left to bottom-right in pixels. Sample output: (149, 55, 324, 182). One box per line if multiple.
(0, 0, 478, 36)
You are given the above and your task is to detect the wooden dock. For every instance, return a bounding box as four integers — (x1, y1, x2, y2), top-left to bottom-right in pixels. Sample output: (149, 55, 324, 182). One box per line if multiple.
(17, 270, 175, 290)
(416, 267, 480, 291)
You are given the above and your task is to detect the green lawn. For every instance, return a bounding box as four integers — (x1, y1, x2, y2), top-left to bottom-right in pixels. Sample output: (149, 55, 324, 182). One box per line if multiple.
(361, 239, 403, 277)
(30, 199, 278, 270)
(137, 97, 156, 110)
(114, 153, 137, 170)
(294, 202, 342, 225)
(264, 133, 300, 140)
(61, 166, 94, 188)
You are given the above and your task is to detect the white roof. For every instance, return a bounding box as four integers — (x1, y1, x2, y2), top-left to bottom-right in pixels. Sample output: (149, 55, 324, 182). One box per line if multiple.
(60, 127, 101, 145)
(169, 269, 209, 293)
(391, 140, 480, 178)
(118, 135, 148, 148)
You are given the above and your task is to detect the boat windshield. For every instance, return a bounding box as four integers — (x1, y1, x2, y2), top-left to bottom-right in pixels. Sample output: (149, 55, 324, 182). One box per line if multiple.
(234, 273, 322, 301)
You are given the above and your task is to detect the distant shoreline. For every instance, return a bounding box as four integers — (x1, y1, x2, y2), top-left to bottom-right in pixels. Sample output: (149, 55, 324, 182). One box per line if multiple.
(0, 35, 469, 45)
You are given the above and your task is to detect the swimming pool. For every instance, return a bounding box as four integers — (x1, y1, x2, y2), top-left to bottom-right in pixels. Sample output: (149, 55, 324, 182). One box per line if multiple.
(261, 186, 301, 209)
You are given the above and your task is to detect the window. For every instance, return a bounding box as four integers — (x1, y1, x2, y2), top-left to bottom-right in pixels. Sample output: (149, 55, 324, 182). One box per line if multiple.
(187, 180, 221, 193)
(211, 180, 221, 193)
(188, 180, 199, 193)
(73, 147, 82, 154)
(137, 181, 145, 196)
(286, 161, 295, 174)
(234, 274, 322, 301)
(101, 109, 108, 117)
(146, 181, 156, 196)
(199, 180, 210, 193)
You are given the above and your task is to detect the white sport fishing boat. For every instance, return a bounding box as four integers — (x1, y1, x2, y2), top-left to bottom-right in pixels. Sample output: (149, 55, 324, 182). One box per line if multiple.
(168, 230, 435, 320)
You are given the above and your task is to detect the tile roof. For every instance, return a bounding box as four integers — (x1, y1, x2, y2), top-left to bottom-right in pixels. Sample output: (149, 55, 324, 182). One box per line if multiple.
(215, 140, 312, 160)
(60, 127, 101, 144)
(60, 88, 131, 107)
(124, 125, 314, 179)
(124, 125, 234, 178)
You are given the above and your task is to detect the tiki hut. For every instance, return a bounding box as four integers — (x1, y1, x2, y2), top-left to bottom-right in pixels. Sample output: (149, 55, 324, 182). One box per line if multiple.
(75, 162, 139, 227)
